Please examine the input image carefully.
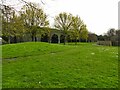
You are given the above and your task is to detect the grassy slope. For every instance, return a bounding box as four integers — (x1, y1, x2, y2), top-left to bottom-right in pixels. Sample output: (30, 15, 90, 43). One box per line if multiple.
(2, 42, 118, 88)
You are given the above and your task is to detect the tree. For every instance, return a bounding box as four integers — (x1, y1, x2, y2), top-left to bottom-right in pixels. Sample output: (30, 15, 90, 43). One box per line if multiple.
(79, 24, 88, 42)
(2, 4, 26, 43)
(97, 35, 105, 41)
(106, 28, 116, 40)
(54, 12, 73, 45)
(20, 2, 49, 41)
(88, 32, 98, 42)
(43, 27, 51, 43)
(9, 12, 27, 43)
(2, 4, 14, 43)
(71, 15, 84, 44)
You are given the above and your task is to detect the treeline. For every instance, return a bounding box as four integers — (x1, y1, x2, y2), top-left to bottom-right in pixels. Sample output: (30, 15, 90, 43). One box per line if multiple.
(97, 28, 120, 46)
(86, 28, 120, 46)
(1, 2, 49, 44)
(1, 1, 88, 45)
(1, 1, 119, 46)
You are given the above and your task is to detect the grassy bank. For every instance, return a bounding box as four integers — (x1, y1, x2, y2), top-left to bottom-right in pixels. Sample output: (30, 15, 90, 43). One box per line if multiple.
(2, 42, 118, 88)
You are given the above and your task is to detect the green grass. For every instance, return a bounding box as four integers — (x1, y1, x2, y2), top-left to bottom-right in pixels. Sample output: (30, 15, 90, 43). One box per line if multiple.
(2, 42, 118, 88)
(0, 45, 2, 89)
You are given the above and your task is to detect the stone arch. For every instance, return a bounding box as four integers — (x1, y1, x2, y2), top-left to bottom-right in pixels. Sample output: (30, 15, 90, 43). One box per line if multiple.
(67, 35, 72, 42)
(60, 35, 65, 43)
(41, 33, 49, 42)
(51, 34, 59, 43)
(49, 29, 64, 43)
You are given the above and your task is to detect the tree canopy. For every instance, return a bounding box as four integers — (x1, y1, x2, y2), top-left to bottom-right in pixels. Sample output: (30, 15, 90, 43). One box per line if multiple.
(54, 12, 73, 44)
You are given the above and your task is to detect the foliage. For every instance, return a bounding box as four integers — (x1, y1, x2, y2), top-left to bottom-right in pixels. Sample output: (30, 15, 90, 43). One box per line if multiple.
(10, 12, 26, 42)
(71, 15, 83, 44)
(98, 29, 119, 46)
(2, 2, 90, 44)
(79, 24, 88, 41)
(107, 28, 116, 37)
(88, 32, 98, 42)
(2, 5, 14, 43)
(20, 2, 49, 41)
(54, 12, 73, 44)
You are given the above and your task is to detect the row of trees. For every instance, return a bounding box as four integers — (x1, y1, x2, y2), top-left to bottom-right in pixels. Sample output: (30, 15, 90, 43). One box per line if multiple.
(97, 28, 120, 46)
(2, 2, 49, 43)
(1, 1, 88, 45)
(98, 28, 120, 41)
(54, 13, 88, 45)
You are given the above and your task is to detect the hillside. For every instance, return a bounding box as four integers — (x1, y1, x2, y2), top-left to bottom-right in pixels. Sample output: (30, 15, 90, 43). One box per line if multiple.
(2, 42, 118, 88)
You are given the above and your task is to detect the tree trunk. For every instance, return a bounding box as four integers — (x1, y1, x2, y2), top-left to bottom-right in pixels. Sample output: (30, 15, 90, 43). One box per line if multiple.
(85, 39, 87, 42)
(75, 38, 77, 45)
(35, 36, 37, 42)
(64, 35, 67, 45)
(14, 36, 17, 43)
(8, 35, 10, 44)
(79, 34, 81, 42)
(39, 36, 41, 42)
(32, 36, 34, 41)
(79, 38, 81, 42)
(20, 36, 24, 42)
(48, 36, 51, 43)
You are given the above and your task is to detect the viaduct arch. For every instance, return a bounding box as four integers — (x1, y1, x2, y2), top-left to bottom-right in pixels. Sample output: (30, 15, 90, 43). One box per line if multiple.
(16, 28, 65, 43)
(49, 29, 64, 43)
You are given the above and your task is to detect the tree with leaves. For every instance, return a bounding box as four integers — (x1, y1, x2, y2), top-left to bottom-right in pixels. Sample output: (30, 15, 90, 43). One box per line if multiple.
(88, 32, 98, 42)
(9, 11, 27, 43)
(79, 24, 88, 42)
(42, 27, 51, 43)
(106, 28, 116, 41)
(1, 4, 16, 43)
(20, 2, 49, 41)
(54, 12, 73, 45)
(71, 15, 84, 44)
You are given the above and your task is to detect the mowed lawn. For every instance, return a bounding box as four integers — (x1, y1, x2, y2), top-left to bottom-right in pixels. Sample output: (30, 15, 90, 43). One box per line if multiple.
(2, 42, 118, 88)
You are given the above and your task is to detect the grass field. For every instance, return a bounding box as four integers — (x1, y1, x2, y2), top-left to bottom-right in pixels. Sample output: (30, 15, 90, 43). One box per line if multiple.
(2, 42, 118, 88)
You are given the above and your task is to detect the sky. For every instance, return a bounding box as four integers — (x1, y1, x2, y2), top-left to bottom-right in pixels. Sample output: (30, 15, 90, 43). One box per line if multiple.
(2, 0, 119, 35)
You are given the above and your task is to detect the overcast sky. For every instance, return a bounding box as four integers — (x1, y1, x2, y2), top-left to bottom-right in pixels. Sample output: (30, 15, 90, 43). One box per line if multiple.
(3, 0, 119, 35)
